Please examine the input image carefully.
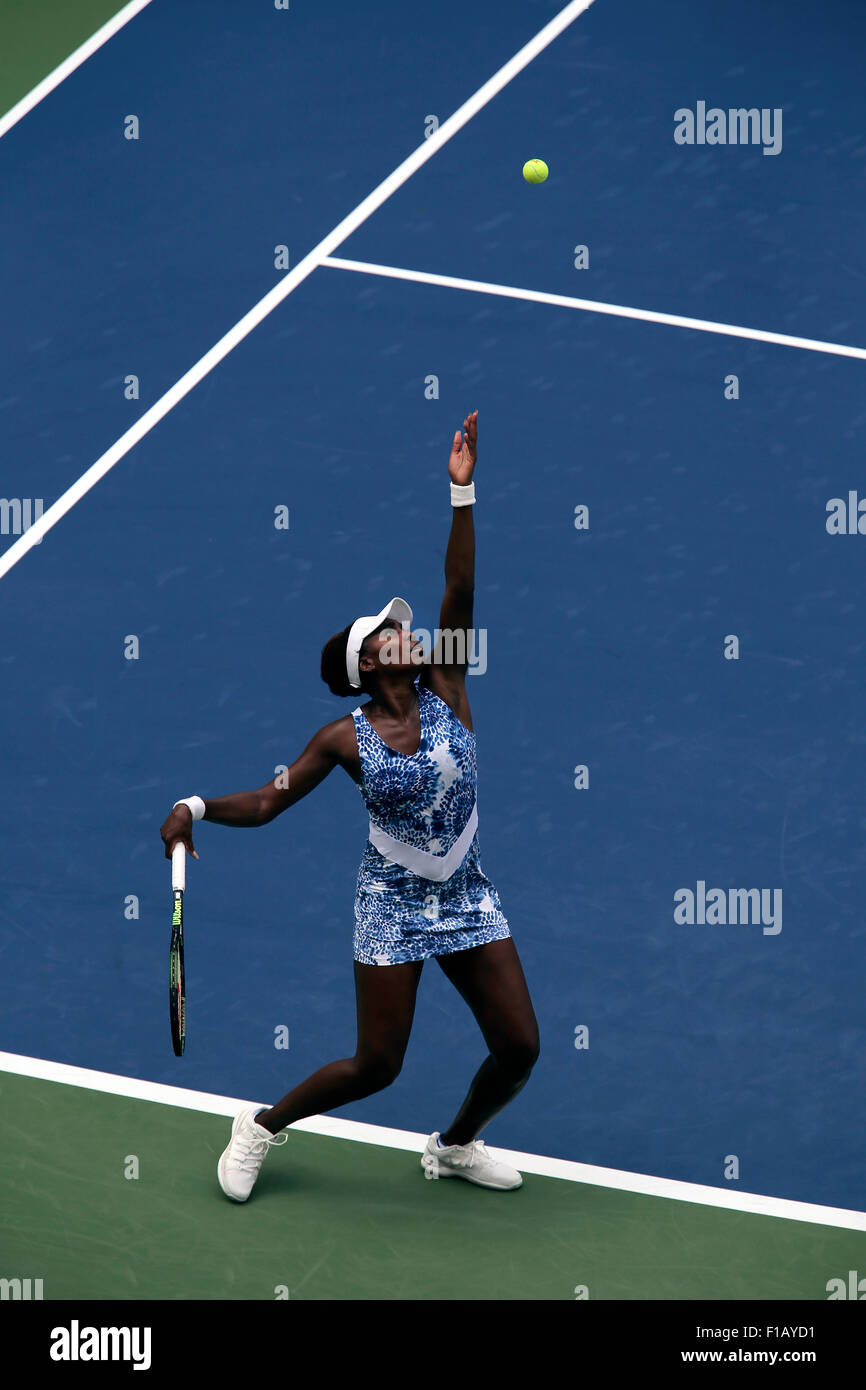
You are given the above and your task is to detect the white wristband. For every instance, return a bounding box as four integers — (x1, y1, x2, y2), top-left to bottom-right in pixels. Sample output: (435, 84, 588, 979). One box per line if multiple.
(173, 796, 206, 821)
(450, 480, 476, 507)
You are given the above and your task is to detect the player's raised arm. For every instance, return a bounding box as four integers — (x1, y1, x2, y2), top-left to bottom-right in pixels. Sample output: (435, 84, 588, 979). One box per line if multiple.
(159, 722, 343, 857)
(424, 412, 477, 702)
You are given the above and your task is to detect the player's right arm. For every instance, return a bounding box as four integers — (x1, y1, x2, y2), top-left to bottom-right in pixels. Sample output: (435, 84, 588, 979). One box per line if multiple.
(159, 719, 351, 858)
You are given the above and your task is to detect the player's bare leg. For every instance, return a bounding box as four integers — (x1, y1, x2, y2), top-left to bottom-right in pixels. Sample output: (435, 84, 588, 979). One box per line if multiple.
(254, 958, 424, 1132)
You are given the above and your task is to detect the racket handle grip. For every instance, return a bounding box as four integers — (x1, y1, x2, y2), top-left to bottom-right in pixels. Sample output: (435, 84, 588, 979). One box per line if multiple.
(171, 841, 186, 892)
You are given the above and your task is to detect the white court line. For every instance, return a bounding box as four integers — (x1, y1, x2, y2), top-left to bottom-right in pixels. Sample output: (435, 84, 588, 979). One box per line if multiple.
(2, 1051, 864, 1230)
(0, 0, 154, 142)
(0, 0, 597, 582)
(323, 256, 866, 361)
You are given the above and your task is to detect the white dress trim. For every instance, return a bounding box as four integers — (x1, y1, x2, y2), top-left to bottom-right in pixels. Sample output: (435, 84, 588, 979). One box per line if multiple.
(368, 800, 478, 882)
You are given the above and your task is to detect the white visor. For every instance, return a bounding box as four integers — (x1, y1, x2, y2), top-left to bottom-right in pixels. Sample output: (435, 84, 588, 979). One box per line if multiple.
(346, 597, 413, 690)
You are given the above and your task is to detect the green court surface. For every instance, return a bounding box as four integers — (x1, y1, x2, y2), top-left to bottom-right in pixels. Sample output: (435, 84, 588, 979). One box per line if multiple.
(2, 1070, 864, 1300)
(2, 0, 865, 1312)
(0, 0, 131, 119)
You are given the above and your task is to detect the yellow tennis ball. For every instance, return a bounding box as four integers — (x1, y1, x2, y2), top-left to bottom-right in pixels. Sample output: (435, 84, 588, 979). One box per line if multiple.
(523, 158, 548, 184)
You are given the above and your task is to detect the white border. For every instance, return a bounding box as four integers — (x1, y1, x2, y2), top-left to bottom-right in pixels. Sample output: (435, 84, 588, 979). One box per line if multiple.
(322, 256, 866, 361)
(0, 0, 154, 142)
(1, 1051, 863, 1230)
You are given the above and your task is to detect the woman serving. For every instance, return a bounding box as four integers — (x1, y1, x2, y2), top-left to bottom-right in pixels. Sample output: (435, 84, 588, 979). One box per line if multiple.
(160, 411, 540, 1200)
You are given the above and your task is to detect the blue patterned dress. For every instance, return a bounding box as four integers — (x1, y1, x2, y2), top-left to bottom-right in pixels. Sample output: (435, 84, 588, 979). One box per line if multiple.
(351, 680, 512, 965)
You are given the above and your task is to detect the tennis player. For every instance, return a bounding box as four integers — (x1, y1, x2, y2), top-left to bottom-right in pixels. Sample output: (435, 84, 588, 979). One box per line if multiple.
(160, 411, 540, 1201)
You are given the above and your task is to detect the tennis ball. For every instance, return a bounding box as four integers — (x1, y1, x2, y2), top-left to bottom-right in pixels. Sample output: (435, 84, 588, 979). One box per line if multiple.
(523, 158, 548, 184)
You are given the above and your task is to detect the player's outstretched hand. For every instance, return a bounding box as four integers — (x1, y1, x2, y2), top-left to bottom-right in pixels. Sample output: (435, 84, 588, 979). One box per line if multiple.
(448, 410, 477, 485)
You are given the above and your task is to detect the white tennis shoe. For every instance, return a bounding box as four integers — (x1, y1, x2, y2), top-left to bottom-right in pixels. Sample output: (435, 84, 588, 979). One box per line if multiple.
(218, 1105, 288, 1202)
(420, 1132, 523, 1190)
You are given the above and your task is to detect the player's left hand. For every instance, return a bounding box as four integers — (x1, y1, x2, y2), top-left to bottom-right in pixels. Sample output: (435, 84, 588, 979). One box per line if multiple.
(448, 410, 477, 484)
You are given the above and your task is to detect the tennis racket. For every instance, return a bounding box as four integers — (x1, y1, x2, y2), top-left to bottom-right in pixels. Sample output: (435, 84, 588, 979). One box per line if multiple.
(169, 841, 187, 1056)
